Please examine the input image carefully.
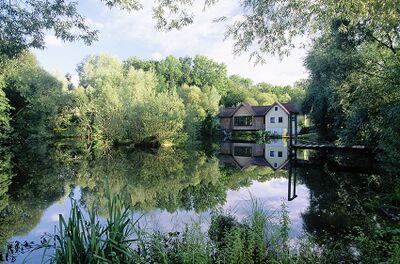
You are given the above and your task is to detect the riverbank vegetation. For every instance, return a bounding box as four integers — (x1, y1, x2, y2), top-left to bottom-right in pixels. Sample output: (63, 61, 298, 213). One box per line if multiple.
(0, 51, 305, 146)
(7, 192, 397, 264)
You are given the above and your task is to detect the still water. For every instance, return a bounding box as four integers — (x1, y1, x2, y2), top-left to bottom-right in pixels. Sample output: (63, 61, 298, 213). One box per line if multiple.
(0, 139, 376, 263)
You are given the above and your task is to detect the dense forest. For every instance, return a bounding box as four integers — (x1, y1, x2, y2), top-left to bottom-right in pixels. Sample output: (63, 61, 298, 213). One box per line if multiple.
(1, 1, 398, 153)
(0, 52, 305, 146)
(302, 20, 400, 163)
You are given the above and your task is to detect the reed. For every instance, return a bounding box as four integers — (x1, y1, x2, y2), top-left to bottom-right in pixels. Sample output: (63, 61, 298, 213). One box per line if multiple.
(33, 194, 399, 264)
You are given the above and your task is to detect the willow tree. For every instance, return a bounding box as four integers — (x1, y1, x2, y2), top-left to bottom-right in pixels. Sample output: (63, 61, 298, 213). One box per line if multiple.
(0, 78, 10, 141)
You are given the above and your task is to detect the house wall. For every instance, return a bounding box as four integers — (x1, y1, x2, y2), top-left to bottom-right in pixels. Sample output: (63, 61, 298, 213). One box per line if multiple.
(220, 118, 231, 130)
(232, 106, 264, 130)
(253, 144, 264, 156)
(265, 104, 289, 136)
(264, 139, 288, 169)
(265, 104, 301, 136)
(220, 142, 231, 154)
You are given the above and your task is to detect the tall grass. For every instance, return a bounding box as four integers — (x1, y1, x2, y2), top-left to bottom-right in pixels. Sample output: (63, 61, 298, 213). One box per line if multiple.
(28, 193, 399, 264)
(51, 194, 141, 264)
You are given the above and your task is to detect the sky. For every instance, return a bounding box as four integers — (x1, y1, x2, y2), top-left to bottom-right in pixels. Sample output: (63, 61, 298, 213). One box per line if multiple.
(33, 0, 309, 86)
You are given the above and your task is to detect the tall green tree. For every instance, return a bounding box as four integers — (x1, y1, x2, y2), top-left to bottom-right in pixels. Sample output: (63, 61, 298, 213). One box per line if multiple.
(0, 78, 10, 141)
(303, 20, 400, 147)
(1, 52, 65, 139)
(61, 54, 188, 145)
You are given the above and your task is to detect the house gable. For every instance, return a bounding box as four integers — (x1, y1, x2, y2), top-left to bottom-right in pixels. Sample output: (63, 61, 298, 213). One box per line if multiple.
(265, 103, 290, 131)
(231, 102, 255, 117)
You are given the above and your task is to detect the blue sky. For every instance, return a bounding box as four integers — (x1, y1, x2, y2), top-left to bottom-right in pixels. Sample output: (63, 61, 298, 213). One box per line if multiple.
(33, 0, 309, 86)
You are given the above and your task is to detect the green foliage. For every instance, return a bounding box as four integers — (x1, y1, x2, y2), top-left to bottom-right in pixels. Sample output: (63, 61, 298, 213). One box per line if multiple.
(208, 203, 268, 264)
(0, 77, 11, 141)
(178, 84, 221, 140)
(222, 76, 305, 107)
(0, 147, 11, 214)
(303, 19, 400, 150)
(47, 194, 270, 264)
(53, 194, 139, 264)
(0, 52, 302, 144)
(0, 0, 148, 61)
(151, 0, 400, 64)
(347, 226, 400, 263)
(279, 202, 290, 256)
(0, 1, 96, 60)
(1, 52, 65, 139)
(255, 130, 274, 143)
(57, 54, 187, 145)
(147, 225, 212, 264)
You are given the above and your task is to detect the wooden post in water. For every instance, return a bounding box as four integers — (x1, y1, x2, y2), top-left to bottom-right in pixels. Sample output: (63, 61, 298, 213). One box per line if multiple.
(288, 153, 298, 201)
(289, 113, 293, 146)
(294, 114, 298, 144)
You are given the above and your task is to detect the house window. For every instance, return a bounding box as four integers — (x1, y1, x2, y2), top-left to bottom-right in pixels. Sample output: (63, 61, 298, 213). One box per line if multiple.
(274, 163, 278, 168)
(278, 151, 283, 157)
(234, 146, 252, 157)
(270, 117, 275, 123)
(234, 116, 252, 126)
(275, 106, 278, 111)
(278, 117, 283, 123)
(270, 151, 275, 157)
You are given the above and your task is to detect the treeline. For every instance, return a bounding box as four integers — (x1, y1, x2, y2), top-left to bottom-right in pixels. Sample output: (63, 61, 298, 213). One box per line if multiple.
(302, 20, 400, 160)
(0, 52, 305, 146)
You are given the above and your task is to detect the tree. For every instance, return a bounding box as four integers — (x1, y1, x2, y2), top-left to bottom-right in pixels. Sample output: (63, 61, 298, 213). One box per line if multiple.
(178, 84, 221, 139)
(0, 0, 144, 62)
(152, 0, 400, 63)
(3, 1, 398, 66)
(157, 55, 184, 90)
(62, 54, 189, 145)
(0, 78, 10, 141)
(192, 55, 228, 95)
(1, 52, 65, 139)
(303, 19, 400, 146)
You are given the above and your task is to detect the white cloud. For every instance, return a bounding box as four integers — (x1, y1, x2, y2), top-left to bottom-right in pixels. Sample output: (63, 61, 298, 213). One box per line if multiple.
(152, 52, 163, 60)
(85, 18, 105, 29)
(97, 0, 308, 85)
(36, 0, 310, 86)
(71, 74, 80, 87)
(44, 35, 63, 47)
(206, 39, 309, 85)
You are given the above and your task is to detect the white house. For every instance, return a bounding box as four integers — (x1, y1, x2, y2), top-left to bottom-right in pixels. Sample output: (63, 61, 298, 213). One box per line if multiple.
(219, 101, 303, 137)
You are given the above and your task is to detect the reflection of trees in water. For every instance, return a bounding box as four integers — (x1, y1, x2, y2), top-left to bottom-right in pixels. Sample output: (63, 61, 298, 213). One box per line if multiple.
(0, 147, 11, 213)
(0, 141, 286, 248)
(297, 151, 384, 251)
(72, 145, 286, 214)
(0, 144, 70, 248)
(73, 147, 225, 213)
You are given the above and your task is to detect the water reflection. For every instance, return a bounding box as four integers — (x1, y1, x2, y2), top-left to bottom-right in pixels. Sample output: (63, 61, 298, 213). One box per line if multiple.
(0, 139, 379, 263)
(219, 139, 304, 202)
(220, 139, 290, 170)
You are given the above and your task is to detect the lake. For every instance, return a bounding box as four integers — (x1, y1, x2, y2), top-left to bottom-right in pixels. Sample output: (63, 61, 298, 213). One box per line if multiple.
(0, 139, 380, 263)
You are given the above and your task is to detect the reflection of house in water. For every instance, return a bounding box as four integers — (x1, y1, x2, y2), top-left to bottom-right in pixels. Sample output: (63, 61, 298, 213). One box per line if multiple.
(219, 140, 307, 201)
(219, 139, 289, 170)
(264, 139, 289, 170)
